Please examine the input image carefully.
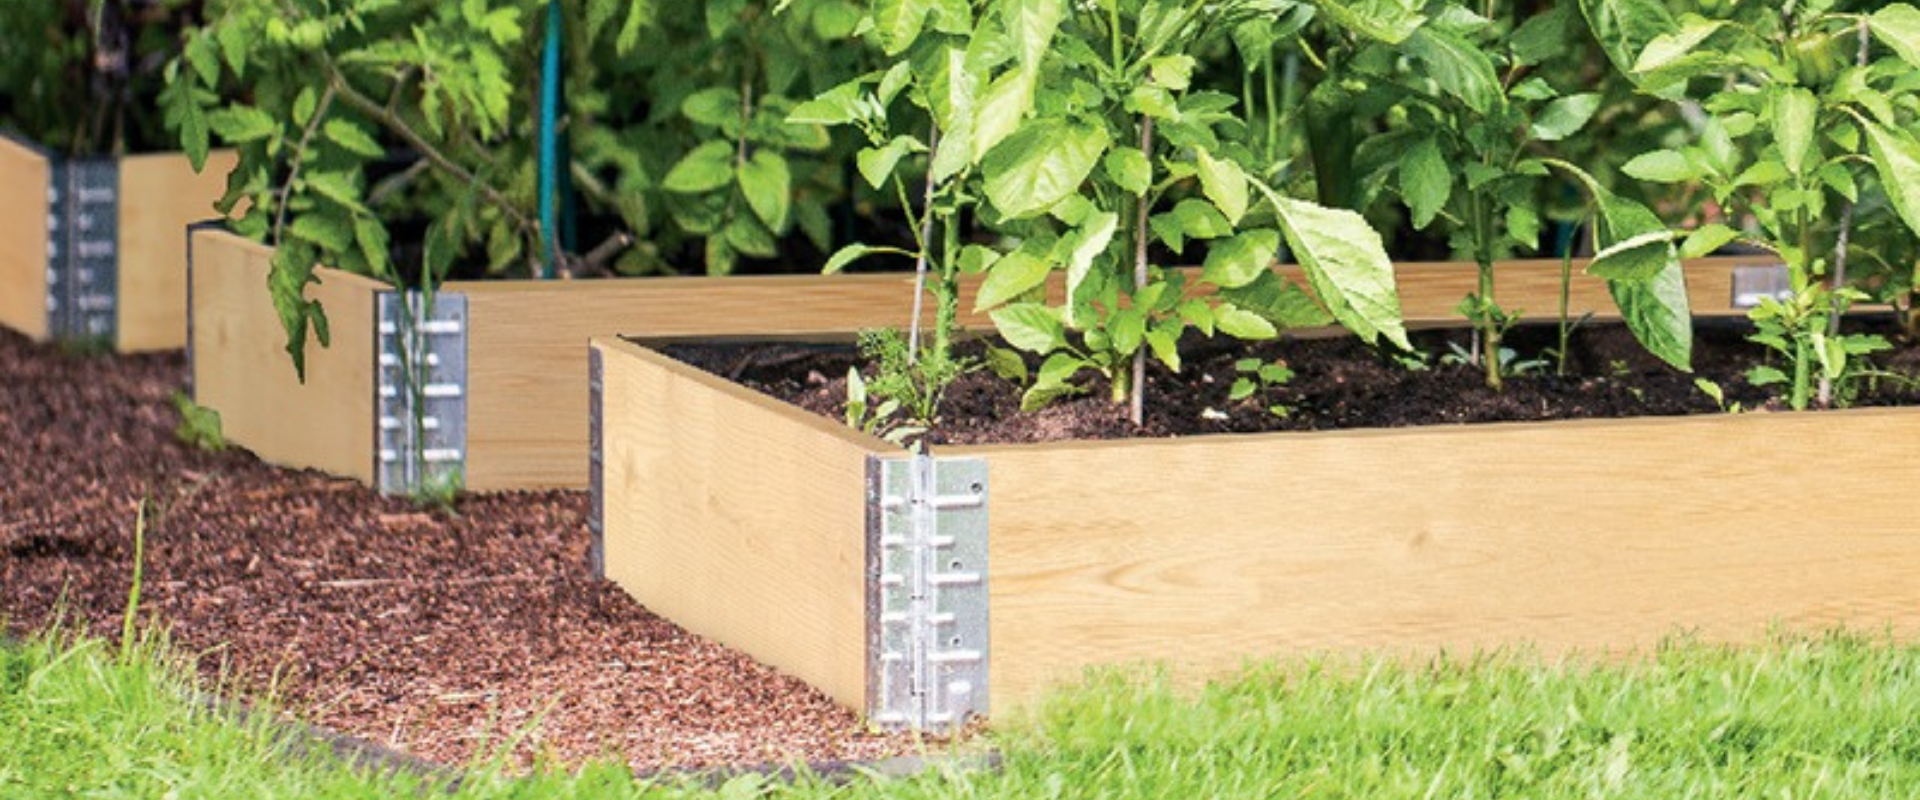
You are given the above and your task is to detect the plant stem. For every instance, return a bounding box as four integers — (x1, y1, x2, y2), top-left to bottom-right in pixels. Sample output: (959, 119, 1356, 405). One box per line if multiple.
(327, 68, 536, 243)
(1469, 191, 1503, 391)
(1557, 241, 1573, 377)
(272, 83, 338, 246)
(1130, 115, 1155, 427)
(1819, 19, 1871, 408)
(907, 122, 940, 364)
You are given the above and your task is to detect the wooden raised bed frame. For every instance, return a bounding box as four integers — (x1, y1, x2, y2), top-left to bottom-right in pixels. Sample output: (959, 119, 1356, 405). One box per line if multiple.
(592, 334, 1920, 729)
(0, 135, 235, 351)
(192, 223, 1779, 491)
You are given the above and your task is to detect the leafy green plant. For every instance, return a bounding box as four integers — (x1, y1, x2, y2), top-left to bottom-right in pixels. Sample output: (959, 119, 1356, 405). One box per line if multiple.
(842, 327, 964, 444)
(1228, 356, 1293, 417)
(0, 0, 203, 155)
(1307, 1, 1694, 390)
(169, 391, 226, 451)
(815, 0, 1412, 429)
(1621, 1, 1920, 408)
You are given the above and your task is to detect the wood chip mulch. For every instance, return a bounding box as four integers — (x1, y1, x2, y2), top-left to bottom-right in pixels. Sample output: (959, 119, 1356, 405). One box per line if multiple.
(0, 329, 929, 773)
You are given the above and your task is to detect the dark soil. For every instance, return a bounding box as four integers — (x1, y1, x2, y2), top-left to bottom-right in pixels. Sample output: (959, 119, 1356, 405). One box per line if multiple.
(666, 318, 1920, 445)
(0, 329, 924, 772)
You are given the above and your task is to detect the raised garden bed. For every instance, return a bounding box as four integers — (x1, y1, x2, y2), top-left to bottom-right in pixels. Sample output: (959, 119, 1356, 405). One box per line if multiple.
(588, 326, 1920, 731)
(0, 134, 235, 351)
(190, 223, 1775, 492)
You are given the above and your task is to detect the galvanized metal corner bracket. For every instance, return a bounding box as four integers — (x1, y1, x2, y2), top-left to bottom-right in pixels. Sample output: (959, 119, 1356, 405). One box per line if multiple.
(865, 453, 990, 732)
(374, 291, 469, 495)
(45, 157, 120, 343)
(1730, 262, 1792, 309)
(587, 346, 606, 578)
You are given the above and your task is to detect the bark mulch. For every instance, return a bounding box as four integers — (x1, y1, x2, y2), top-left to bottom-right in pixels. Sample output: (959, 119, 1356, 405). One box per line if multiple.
(0, 329, 925, 773)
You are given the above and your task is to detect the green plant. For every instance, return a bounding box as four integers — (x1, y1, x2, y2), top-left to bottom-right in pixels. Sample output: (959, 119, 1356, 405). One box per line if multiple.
(843, 327, 964, 444)
(0, 0, 203, 155)
(1622, 1, 1920, 409)
(1308, 1, 1695, 390)
(1227, 356, 1293, 417)
(819, 0, 1411, 429)
(169, 391, 226, 451)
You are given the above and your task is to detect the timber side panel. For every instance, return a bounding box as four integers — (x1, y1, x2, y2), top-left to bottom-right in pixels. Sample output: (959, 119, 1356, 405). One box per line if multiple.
(115, 150, 239, 351)
(190, 228, 384, 482)
(457, 274, 1009, 490)
(594, 338, 886, 710)
(1377, 256, 1763, 322)
(0, 137, 50, 341)
(947, 408, 1920, 708)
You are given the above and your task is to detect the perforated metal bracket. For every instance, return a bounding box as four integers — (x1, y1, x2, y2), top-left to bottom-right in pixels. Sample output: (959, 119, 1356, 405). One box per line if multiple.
(375, 291, 468, 494)
(587, 347, 606, 578)
(1731, 263, 1793, 309)
(866, 454, 989, 732)
(46, 157, 119, 343)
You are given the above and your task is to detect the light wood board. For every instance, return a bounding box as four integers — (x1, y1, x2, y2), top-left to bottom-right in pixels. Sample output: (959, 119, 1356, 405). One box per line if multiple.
(594, 337, 888, 710)
(0, 136, 51, 341)
(115, 150, 238, 351)
(944, 409, 1920, 708)
(190, 228, 383, 482)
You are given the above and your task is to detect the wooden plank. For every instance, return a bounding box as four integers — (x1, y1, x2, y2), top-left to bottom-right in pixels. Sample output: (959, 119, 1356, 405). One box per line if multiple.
(0, 136, 51, 341)
(461, 273, 991, 489)
(190, 228, 385, 482)
(594, 337, 887, 710)
(115, 150, 239, 351)
(945, 408, 1920, 708)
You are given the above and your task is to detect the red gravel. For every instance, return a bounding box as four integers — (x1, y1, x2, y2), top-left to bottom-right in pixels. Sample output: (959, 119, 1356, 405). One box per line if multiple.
(0, 329, 923, 772)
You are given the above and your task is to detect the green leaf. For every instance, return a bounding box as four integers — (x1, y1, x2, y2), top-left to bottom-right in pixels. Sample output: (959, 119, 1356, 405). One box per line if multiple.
(822, 243, 900, 273)
(323, 120, 382, 157)
(1679, 223, 1739, 259)
(682, 88, 742, 128)
(1579, 0, 1678, 78)
(873, 0, 933, 54)
(161, 80, 209, 171)
(1871, 4, 1920, 68)
(289, 213, 352, 252)
(974, 249, 1053, 311)
(1588, 230, 1675, 282)
(1864, 123, 1920, 240)
(991, 303, 1068, 353)
(1610, 258, 1692, 371)
(292, 87, 317, 128)
(787, 82, 864, 126)
(267, 244, 328, 382)
(1399, 137, 1450, 229)
(971, 69, 1037, 164)
(1145, 326, 1181, 372)
(1215, 303, 1279, 340)
(1530, 93, 1602, 142)
(662, 141, 735, 194)
(1201, 230, 1281, 289)
(206, 107, 277, 144)
(1104, 147, 1152, 196)
(1195, 149, 1249, 225)
(354, 218, 391, 279)
(738, 150, 792, 230)
(1148, 55, 1197, 91)
(1110, 308, 1147, 355)
(1256, 184, 1409, 349)
(1062, 211, 1119, 310)
(1511, 4, 1575, 66)
(857, 136, 922, 189)
(1172, 199, 1233, 240)
(1620, 150, 1696, 183)
(982, 118, 1110, 220)
(1774, 88, 1818, 177)
(1405, 27, 1502, 115)
(1632, 18, 1727, 75)
(304, 172, 367, 214)
(1307, 0, 1425, 43)
(1006, 0, 1066, 66)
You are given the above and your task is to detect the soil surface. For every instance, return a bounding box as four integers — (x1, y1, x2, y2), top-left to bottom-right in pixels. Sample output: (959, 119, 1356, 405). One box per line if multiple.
(0, 330, 925, 773)
(666, 318, 1920, 445)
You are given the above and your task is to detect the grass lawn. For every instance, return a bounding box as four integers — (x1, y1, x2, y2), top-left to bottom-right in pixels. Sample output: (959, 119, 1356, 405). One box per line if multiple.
(6, 623, 1920, 798)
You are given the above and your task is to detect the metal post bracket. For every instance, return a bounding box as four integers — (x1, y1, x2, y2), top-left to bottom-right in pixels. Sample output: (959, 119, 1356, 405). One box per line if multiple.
(375, 291, 468, 495)
(866, 454, 990, 732)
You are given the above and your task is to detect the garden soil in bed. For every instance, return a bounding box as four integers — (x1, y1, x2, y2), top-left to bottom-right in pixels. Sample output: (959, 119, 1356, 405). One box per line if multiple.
(666, 318, 1920, 444)
(0, 330, 928, 773)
